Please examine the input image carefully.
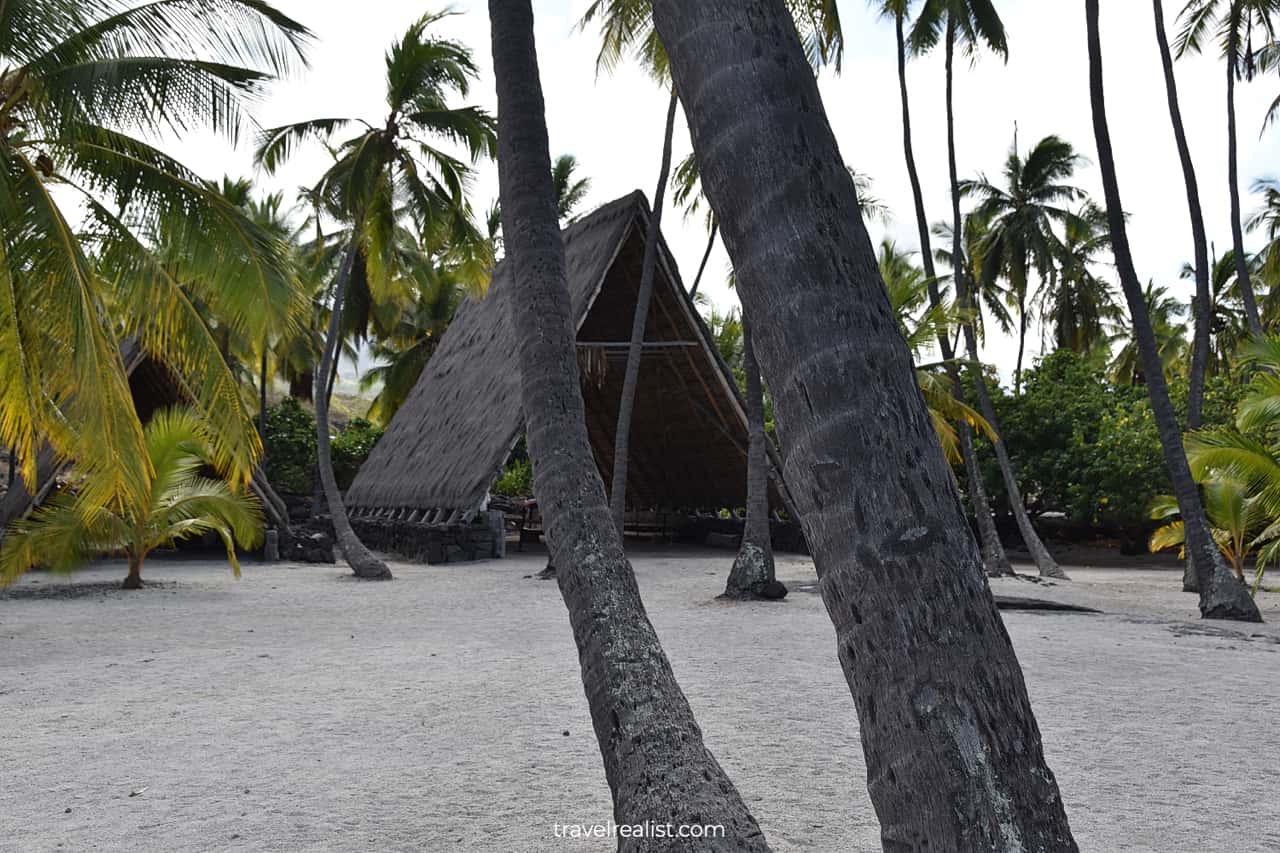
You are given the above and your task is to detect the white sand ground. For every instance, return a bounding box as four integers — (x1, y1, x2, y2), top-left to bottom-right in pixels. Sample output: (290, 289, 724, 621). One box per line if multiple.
(1, 547, 1278, 853)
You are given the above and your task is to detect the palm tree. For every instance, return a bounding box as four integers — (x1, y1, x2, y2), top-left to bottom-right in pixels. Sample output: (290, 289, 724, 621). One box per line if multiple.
(673, 152, 719, 299)
(487, 0, 769, 841)
(1186, 335, 1280, 594)
(1149, 483, 1264, 582)
(1108, 282, 1190, 385)
(651, 0, 1077, 843)
(881, 240, 995, 461)
(1087, 0, 1260, 621)
(1155, 0, 1215, 429)
(1, 407, 262, 590)
(875, 0, 1013, 575)
(0, 0, 309, 517)
(1041, 202, 1120, 354)
(551, 154, 591, 222)
(913, 0, 1067, 579)
(1175, 0, 1280, 336)
(361, 259, 463, 425)
(1182, 248, 1253, 370)
(1248, 177, 1280, 290)
(256, 12, 496, 581)
(962, 134, 1087, 391)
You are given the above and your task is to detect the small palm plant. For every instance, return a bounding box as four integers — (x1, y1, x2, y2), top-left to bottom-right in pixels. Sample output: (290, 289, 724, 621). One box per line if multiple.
(1148, 481, 1266, 584)
(0, 408, 263, 590)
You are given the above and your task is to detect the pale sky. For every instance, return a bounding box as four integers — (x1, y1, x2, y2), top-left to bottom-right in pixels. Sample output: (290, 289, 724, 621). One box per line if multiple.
(175, 0, 1280, 385)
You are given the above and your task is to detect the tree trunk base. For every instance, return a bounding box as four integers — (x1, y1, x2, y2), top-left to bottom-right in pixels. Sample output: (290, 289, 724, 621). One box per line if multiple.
(719, 580, 788, 602)
(121, 573, 143, 590)
(346, 548, 393, 581)
(536, 562, 557, 580)
(1183, 557, 1200, 593)
(1201, 571, 1263, 622)
(1037, 561, 1069, 581)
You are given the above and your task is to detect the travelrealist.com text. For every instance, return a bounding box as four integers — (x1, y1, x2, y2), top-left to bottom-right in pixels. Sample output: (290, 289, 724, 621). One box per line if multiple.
(551, 821, 727, 840)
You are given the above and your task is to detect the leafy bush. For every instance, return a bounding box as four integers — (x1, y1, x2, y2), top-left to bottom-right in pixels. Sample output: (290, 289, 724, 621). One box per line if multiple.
(263, 397, 317, 494)
(966, 350, 1244, 531)
(332, 418, 384, 490)
(263, 398, 384, 493)
(493, 458, 533, 497)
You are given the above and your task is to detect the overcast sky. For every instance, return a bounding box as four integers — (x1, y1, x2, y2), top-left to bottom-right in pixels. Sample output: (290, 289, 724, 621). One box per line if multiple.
(176, 0, 1280, 383)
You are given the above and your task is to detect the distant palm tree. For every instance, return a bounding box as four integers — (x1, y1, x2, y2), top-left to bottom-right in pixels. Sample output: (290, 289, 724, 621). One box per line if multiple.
(0, 407, 263, 590)
(256, 11, 496, 580)
(1041, 202, 1120, 354)
(932, 213, 1015, 344)
(1248, 177, 1280, 290)
(1154, 0, 1215, 429)
(1088, 0, 1260, 620)
(912, 0, 1064, 579)
(1175, 0, 1280, 335)
(1108, 281, 1190, 384)
(361, 260, 463, 425)
(0, 0, 309, 513)
(551, 154, 591, 222)
(1182, 248, 1254, 371)
(961, 134, 1086, 391)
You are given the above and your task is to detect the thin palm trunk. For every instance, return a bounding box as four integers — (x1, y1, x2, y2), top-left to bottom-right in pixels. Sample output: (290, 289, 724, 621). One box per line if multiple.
(893, 10, 1011, 575)
(1015, 289, 1028, 395)
(489, 2, 770, 843)
(1154, 0, 1212, 432)
(122, 553, 143, 590)
(724, 322, 779, 598)
(688, 219, 718, 299)
(316, 246, 392, 581)
(652, 1, 1077, 845)
(1226, 30, 1263, 335)
(259, 344, 269, 440)
(944, 24, 1065, 580)
(1087, 0, 1259, 622)
(608, 91, 679, 536)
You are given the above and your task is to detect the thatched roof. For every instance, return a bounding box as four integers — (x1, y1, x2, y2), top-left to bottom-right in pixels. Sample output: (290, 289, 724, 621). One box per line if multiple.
(346, 190, 788, 516)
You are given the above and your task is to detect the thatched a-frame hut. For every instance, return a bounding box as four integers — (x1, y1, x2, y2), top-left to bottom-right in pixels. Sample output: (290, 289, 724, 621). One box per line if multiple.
(346, 191, 791, 535)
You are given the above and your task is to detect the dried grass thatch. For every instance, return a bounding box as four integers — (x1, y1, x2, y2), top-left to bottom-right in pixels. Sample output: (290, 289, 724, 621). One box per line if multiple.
(346, 191, 789, 517)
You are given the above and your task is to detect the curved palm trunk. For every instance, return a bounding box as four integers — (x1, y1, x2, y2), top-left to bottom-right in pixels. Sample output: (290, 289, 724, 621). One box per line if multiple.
(489, 4, 770, 845)
(316, 246, 392, 581)
(652, 1, 1077, 846)
(944, 26, 1065, 580)
(1226, 32, 1263, 336)
(688, 219, 718, 299)
(1154, 0, 1212, 432)
(1087, 0, 1259, 622)
(608, 92, 680, 536)
(724, 323, 781, 598)
(893, 10, 1011, 575)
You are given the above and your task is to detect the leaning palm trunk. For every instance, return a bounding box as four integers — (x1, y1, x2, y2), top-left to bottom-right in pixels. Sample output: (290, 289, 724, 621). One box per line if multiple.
(1226, 29, 1263, 336)
(724, 323, 781, 598)
(489, 3, 770, 845)
(687, 220, 719, 300)
(943, 25, 1064, 580)
(892, 9, 1012, 576)
(315, 247, 392, 581)
(1154, 0, 1212, 432)
(1087, 0, 1259, 622)
(652, 1, 1077, 846)
(608, 92, 680, 536)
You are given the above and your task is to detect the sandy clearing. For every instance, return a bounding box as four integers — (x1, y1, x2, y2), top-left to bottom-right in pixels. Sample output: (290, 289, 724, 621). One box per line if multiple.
(1, 547, 1277, 852)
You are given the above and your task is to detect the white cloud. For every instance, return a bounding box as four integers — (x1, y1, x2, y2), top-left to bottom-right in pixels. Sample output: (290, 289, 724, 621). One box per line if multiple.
(169, 0, 1280, 383)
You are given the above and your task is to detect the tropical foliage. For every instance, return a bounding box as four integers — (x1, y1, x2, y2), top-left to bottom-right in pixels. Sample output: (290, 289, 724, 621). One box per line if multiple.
(0, 407, 263, 589)
(0, 0, 311, 510)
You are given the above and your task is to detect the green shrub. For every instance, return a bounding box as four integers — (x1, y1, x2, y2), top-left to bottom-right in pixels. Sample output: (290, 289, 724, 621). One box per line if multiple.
(332, 418, 384, 490)
(263, 397, 317, 494)
(493, 458, 533, 497)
